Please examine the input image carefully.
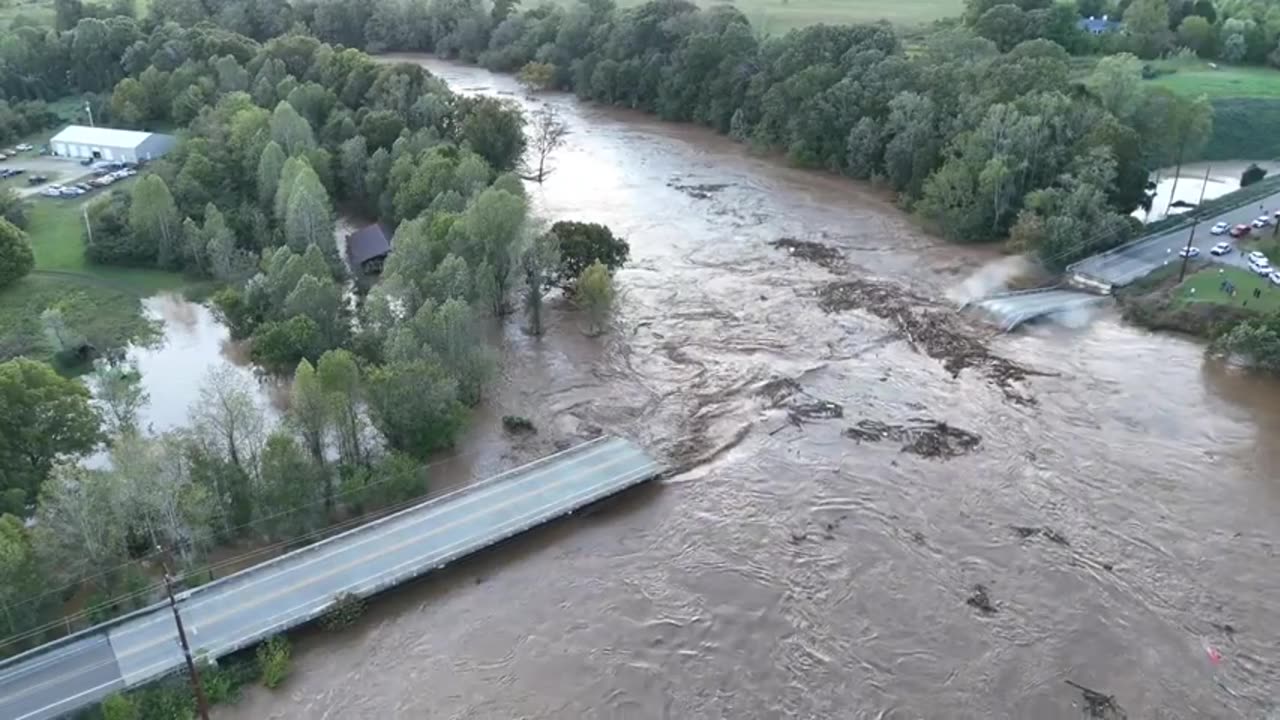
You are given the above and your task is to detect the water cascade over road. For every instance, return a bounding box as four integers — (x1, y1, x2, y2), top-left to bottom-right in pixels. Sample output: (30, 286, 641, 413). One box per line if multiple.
(218, 57, 1280, 719)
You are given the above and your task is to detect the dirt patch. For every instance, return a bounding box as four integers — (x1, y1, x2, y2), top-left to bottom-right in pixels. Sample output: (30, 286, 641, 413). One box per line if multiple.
(818, 278, 1047, 405)
(769, 238, 845, 271)
(843, 418, 981, 459)
(668, 181, 730, 200)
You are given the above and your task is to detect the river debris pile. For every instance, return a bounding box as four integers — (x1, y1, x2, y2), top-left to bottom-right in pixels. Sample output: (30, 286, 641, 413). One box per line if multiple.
(966, 583, 997, 614)
(844, 418, 981, 459)
(756, 376, 845, 427)
(1010, 525, 1070, 546)
(668, 181, 730, 200)
(817, 278, 1048, 405)
(1065, 680, 1128, 719)
(769, 238, 845, 270)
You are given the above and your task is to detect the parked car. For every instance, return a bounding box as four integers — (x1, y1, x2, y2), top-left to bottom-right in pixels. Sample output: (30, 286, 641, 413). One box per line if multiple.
(1230, 224, 1251, 238)
(1248, 251, 1268, 264)
(1179, 246, 1201, 258)
(1270, 271, 1280, 286)
(27, 174, 47, 185)
(15, 144, 32, 151)
(60, 187, 84, 197)
(10, 168, 24, 176)
(1252, 215, 1272, 228)
(1249, 257, 1271, 276)
(1210, 221, 1230, 235)
(1210, 242, 1232, 256)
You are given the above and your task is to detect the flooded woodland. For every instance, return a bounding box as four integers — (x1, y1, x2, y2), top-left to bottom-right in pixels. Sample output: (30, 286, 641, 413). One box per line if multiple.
(204, 57, 1280, 719)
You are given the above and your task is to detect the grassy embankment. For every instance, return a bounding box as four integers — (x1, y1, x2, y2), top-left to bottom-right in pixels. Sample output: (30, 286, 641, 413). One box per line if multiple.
(1145, 57, 1280, 161)
(0, 186, 184, 367)
(1119, 260, 1280, 337)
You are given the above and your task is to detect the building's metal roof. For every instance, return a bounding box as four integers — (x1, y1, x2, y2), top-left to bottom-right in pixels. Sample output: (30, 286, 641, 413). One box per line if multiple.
(346, 223, 393, 266)
(49, 125, 165, 149)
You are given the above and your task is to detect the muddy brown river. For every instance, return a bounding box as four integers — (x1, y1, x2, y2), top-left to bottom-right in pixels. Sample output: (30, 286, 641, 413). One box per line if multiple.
(218, 58, 1280, 719)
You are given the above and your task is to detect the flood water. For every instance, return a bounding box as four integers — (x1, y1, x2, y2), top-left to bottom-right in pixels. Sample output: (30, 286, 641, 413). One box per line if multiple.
(217, 58, 1280, 719)
(1141, 160, 1280, 223)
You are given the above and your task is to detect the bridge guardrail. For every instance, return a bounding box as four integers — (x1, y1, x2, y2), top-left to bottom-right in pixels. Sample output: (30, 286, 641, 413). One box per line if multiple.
(0, 437, 616, 675)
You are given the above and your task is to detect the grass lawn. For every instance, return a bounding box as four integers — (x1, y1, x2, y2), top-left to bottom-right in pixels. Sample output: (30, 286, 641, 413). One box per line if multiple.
(25, 190, 184, 292)
(1176, 266, 1280, 313)
(1147, 60, 1280, 100)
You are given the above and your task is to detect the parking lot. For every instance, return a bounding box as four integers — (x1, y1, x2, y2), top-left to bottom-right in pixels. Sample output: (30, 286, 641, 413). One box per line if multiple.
(0, 152, 98, 196)
(2, 152, 138, 200)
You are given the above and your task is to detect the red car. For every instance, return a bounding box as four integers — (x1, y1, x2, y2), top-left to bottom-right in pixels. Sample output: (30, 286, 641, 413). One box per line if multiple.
(1229, 224, 1251, 238)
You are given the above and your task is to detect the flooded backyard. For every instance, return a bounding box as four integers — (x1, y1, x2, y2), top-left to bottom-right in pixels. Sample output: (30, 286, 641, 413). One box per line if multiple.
(202, 57, 1280, 719)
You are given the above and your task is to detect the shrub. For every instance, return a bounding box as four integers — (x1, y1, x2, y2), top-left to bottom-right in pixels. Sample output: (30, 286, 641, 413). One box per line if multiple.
(502, 415, 536, 433)
(100, 694, 140, 720)
(321, 591, 366, 630)
(257, 635, 292, 689)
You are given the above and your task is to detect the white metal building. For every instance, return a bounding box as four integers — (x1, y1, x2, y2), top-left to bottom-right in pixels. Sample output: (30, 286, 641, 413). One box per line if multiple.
(49, 126, 176, 163)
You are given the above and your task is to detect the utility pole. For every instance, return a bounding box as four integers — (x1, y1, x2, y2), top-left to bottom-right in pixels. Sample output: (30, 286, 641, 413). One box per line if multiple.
(84, 101, 94, 128)
(82, 206, 93, 247)
(159, 554, 211, 720)
(1178, 165, 1213, 283)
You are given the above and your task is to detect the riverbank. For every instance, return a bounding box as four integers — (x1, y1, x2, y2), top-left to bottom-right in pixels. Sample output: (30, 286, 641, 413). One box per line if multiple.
(213, 57, 1280, 720)
(1116, 262, 1276, 338)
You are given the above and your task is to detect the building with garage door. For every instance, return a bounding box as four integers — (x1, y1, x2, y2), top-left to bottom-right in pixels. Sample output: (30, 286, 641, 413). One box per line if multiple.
(49, 125, 176, 163)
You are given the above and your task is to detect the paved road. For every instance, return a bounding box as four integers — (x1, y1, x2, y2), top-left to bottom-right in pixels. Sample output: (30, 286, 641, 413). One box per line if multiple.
(0, 436, 662, 720)
(1070, 192, 1280, 287)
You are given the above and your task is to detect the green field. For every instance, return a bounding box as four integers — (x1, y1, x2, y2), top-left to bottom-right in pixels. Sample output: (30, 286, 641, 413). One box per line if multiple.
(0, 192, 183, 366)
(569, 0, 963, 30)
(1176, 266, 1280, 313)
(1147, 59, 1280, 99)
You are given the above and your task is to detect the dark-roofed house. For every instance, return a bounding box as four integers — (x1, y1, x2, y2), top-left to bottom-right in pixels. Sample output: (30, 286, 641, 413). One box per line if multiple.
(346, 223, 392, 275)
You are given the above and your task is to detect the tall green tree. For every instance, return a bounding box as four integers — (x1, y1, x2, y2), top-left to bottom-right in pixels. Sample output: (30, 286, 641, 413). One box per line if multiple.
(129, 175, 181, 269)
(91, 360, 147, 437)
(576, 260, 615, 335)
(0, 219, 34, 290)
(269, 100, 317, 156)
(1124, 0, 1174, 58)
(255, 432, 327, 540)
(257, 140, 287, 210)
(283, 165, 334, 255)
(460, 187, 527, 314)
(316, 349, 367, 469)
(0, 359, 102, 515)
(288, 359, 332, 508)
(522, 229, 560, 335)
(365, 359, 466, 458)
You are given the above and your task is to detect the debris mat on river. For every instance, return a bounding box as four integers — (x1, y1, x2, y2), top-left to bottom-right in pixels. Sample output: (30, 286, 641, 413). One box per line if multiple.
(1011, 525, 1070, 546)
(756, 377, 844, 427)
(966, 584, 997, 614)
(1065, 680, 1128, 719)
(817, 279, 1049, 405)
(844, 418, 981, 459)
(668, 181, 730, 200)
(770, 238, 845, 270)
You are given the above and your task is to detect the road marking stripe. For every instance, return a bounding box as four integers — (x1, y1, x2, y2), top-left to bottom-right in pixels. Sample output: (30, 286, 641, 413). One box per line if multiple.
(109, 438, 626, 640)
(10, 461, 660, 719)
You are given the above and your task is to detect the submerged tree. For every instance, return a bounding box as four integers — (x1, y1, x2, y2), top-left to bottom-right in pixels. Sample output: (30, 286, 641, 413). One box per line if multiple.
(523, 105, 569, 183)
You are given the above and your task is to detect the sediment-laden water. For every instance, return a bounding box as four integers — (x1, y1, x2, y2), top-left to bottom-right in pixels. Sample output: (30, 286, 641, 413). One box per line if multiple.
(216, 58, 1280, 720)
